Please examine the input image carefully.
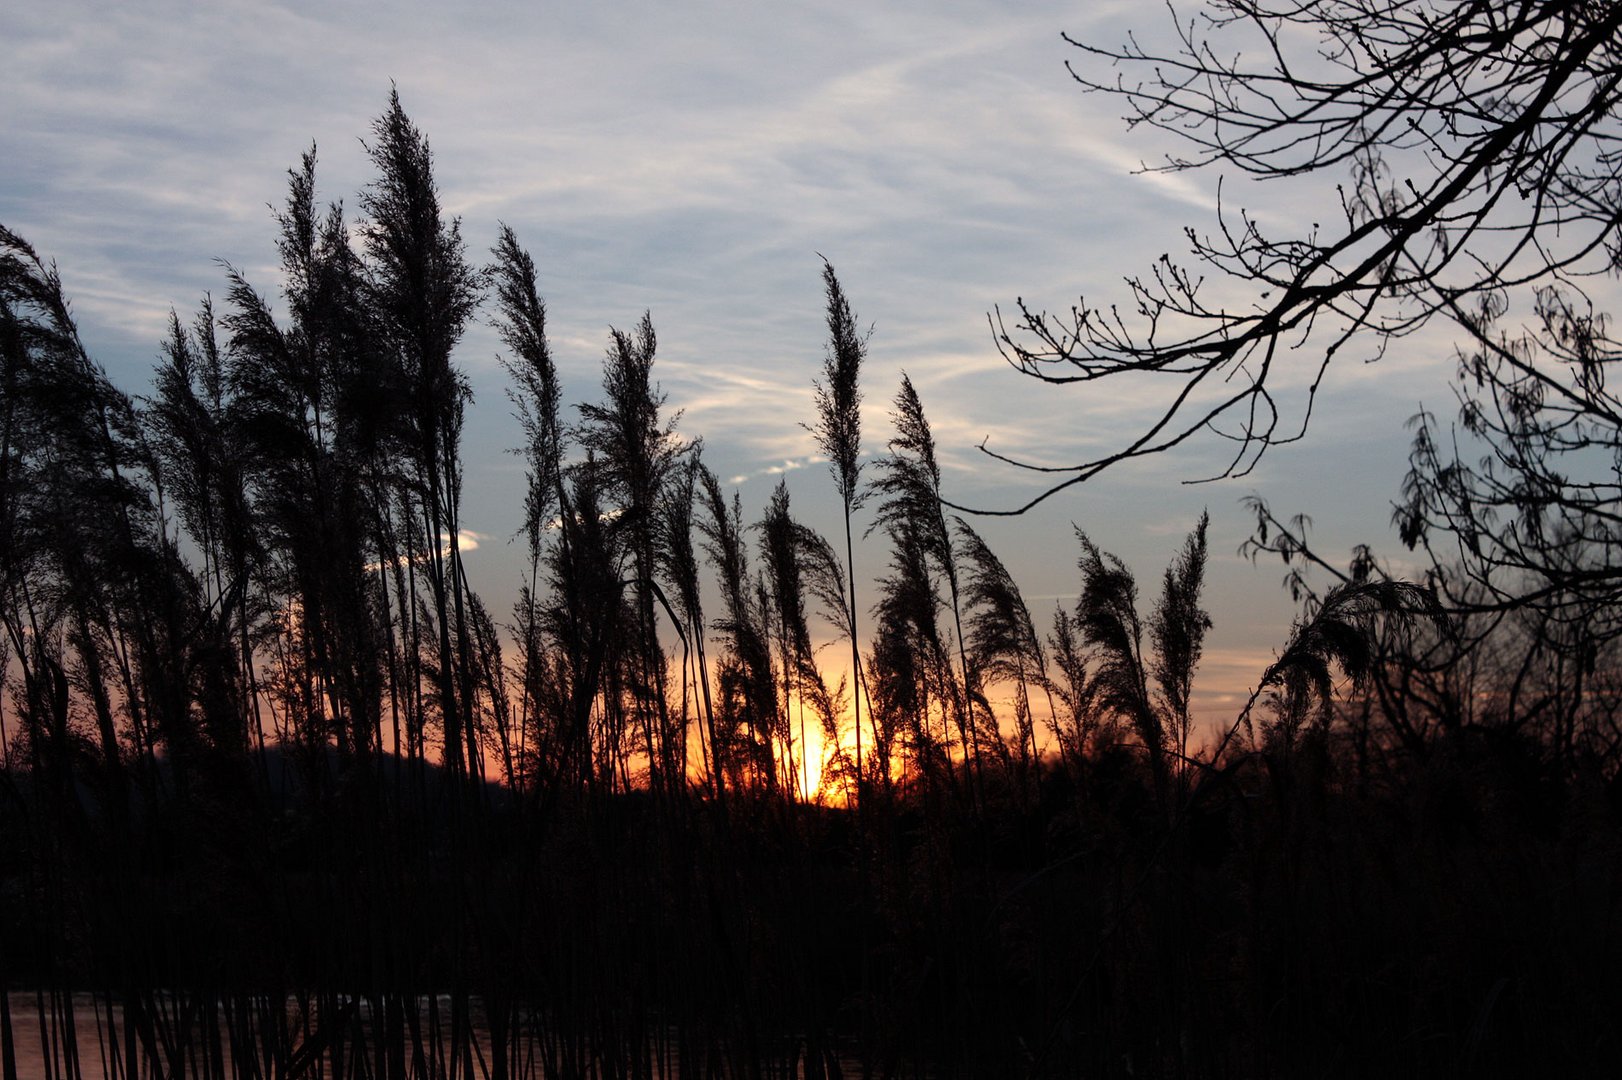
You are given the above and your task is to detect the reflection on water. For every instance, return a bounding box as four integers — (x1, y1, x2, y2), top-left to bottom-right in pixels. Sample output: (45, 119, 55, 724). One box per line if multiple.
(8, 991, 505, 1079)
(4, 991, 873, 1079)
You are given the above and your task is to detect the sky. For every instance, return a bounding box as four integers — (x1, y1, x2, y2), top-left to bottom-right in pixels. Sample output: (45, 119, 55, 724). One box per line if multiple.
(0, 0, 1470, 734)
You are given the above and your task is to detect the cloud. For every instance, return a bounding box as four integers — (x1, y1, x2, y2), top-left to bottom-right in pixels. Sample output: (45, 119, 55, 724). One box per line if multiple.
(727, 455, 827, 487)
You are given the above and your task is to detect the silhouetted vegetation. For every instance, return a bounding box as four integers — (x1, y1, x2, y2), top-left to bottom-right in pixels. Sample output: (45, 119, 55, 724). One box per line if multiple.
(4, 46, 1622, 1079)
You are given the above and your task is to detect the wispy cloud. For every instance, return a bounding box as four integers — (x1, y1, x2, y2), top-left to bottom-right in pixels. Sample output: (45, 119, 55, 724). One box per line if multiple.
(728, 455, 827, 487)
(365, 528, 489, 574)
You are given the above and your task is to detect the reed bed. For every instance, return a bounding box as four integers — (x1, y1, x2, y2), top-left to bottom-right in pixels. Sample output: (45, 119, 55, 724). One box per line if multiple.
(3, 92, 1620, 1078)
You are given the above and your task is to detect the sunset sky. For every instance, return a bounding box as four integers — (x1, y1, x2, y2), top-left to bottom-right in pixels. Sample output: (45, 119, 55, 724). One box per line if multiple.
(1, 0, 1466, 733)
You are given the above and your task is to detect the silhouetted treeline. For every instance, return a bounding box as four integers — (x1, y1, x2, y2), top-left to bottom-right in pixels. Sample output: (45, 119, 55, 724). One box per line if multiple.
(2, 94, 1620, 1078)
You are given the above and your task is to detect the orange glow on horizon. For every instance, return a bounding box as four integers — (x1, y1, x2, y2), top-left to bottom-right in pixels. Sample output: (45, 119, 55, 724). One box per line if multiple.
(247, 627, 1283, 803)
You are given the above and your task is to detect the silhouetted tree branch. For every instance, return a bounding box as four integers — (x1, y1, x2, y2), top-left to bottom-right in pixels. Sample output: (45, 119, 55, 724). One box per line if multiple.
(977, 0, 1622, 513)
